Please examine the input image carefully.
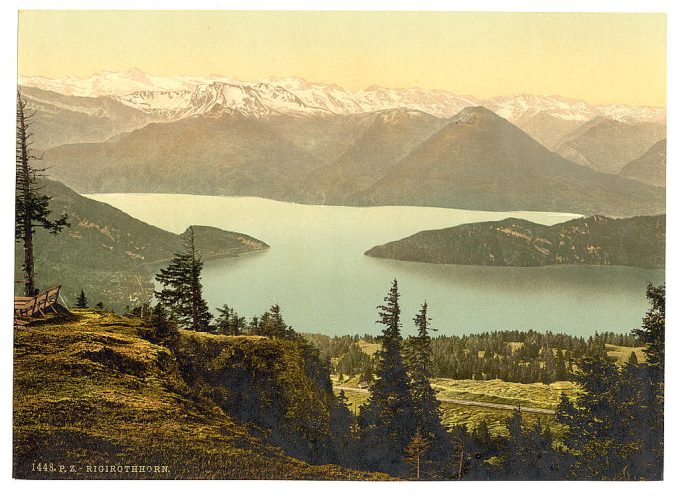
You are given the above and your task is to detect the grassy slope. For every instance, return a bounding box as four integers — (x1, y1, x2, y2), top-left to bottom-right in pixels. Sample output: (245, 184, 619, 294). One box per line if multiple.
(333, 374, 578, 438)
(605, 343, 647, 364)
(434, 379, 577, 438)
(432, 378, 577, 410)
(13, 310, 386, 480)
(333, 341, 644, 437)
(356, 339, 381, 357)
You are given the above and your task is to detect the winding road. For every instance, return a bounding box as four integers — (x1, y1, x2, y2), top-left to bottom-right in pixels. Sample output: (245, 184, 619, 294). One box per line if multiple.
(333, 386, 556, 415)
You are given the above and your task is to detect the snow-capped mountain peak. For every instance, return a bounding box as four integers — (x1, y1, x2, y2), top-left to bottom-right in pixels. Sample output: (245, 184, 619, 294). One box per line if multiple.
(18, 70, 665, 125)
(112, 80, 332, 119)
(483, 94, 598, 122)
(595, 104, 666, 123)
(18, 68, 202, 98)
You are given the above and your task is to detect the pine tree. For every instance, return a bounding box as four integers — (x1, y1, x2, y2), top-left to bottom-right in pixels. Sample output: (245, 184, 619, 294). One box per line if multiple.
(267, 304, 294, 338)
(75, 289, 88, 308)
(215, 304, 234, 335)
(154, 226, 212, 332)
(359, 362, 374, 384)
(249, 305, 292, 338)
(215, 304, 246, 335)
(230, 311, 246, 336)
(522, 420, 560, 480)
(405, 302, 450, 474)
(631, 284, 664, 478)
(473, 419, 492, 447)
(144, 303, 179, 345)
(358, 279, 418, 475)
(542, 344, 556, 383)
(16, 91, 69, 296)
(404, 428, 429, 480)
(502, 406, 545, 480)
(554, 349, 567, 381)
(248, 316, 260, 335)
(632, 284, 664, 378)
(506, 406, 523, 443)
(556, 355, 642, 479)
(330, 390, 355, 466)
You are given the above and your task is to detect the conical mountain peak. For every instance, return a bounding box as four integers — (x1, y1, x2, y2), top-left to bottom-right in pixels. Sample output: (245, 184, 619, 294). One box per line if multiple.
(453, 106, 507, 125)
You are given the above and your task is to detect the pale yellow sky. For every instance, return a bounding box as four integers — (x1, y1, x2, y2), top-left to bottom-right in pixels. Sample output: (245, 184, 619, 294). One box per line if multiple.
(18, 11, 666, 107)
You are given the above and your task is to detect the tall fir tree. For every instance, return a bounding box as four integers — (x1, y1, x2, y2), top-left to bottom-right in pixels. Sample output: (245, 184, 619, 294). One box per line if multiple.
(329, 389, 356, 467)
(555, 285, 665, 480)
(247, 315, 260, 335)
(15, 91, 69, 296)
(405, 302, 450, 476)
(554, 349, 567, 381)
(630, 284, 664, 478)
(358, 279, 418, 475)
(266, 304, 295, 339)
(154, 226, 212, 332)
(633, 284, 664, 379)
(214, 304, 232, 334)
(500, 408, 559, 480)
(230, 311, 246, 336)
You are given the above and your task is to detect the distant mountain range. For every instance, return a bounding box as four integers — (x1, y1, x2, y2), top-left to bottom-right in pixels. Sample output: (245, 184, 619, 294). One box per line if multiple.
(291, 108, 450, 203)
(20, 69, 665, 123)
(18, 70, 666, 217)
(342, 107, 663, 215)
(365, 214, 665, 268)
(15, 179, 268, 310)
(43, 112, 327, 198)
(17, 86, 154, 150)
(619, 139, 666, 188)
(555, 117, 665, 174)
(39, 105, 665, 217)
(20, 70, 665, 164)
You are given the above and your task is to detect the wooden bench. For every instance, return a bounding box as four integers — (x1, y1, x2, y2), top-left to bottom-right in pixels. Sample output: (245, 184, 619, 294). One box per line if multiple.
(14, 284, 62, 320)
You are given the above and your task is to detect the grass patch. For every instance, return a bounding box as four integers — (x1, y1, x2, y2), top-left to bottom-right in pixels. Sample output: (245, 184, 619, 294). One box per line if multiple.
(504, 341, 525, 354)
(439, 403, 566, 438)
(605, 344, 646, 364)
(332, 375, 577, 440)
(431, 378, 579, 411)
(356, 339, 381, 357)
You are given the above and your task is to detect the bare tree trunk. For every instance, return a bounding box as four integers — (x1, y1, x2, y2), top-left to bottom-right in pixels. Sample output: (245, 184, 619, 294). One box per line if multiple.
(188, 226, 200, 330)
(23, 227, 35, 297)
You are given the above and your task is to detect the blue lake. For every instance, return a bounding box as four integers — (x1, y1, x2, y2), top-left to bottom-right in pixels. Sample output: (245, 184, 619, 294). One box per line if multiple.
(88, 194, 664, 337)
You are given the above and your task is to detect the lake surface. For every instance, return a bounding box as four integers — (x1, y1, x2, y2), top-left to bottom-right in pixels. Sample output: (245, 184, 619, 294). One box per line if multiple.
(88, 194, 664, 337)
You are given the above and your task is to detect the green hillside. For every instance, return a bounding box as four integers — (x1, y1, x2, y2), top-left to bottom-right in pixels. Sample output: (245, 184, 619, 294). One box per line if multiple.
(14, 179, 268, 309)
(366, 214, 664, 268)
(13, 310, 387, 480)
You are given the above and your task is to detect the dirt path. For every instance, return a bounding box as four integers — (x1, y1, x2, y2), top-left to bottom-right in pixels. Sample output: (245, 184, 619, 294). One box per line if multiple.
(333, 386, 556, 415)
